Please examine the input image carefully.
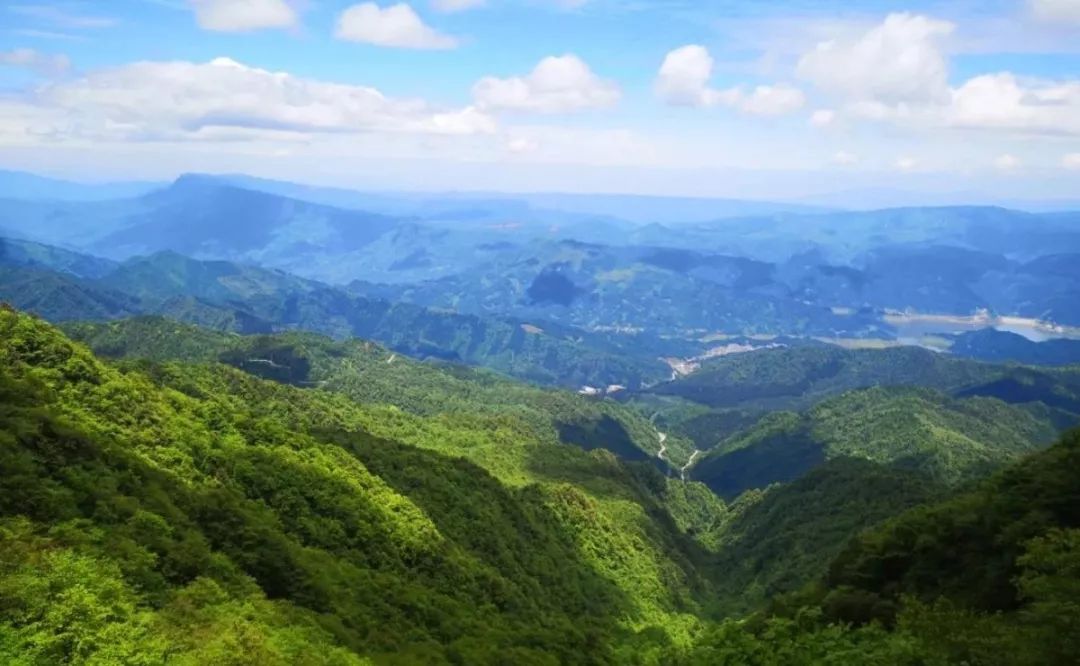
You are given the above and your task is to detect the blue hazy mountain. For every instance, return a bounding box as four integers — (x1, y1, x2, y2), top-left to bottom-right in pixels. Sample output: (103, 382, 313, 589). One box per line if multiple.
(1, 169, 1079, 332)
(0, 236, 117, 279)
(0, 239, 680, 388)
(0, 175, 403, 280)
(948, 328, 1080, 366)
(0, 169, 160, 201)
(201, 172, 832, 223)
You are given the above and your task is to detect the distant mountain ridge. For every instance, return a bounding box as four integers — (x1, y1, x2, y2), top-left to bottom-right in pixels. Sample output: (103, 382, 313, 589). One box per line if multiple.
(0, 240, 677, 390)
(0, 169, 161, 201)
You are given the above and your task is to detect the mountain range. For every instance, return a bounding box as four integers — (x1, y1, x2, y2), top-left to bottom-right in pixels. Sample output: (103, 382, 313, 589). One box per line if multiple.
(3, 168, 1080, 663)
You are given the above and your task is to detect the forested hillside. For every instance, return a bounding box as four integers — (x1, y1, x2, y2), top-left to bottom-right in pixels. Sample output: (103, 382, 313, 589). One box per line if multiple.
(4, 0, 1080, 659)
(664, 429, 1080, 665)
(692, 386, 1064, 497)
(3, 306, 1080, 663)
(62, 316, 695, 467)
(0, 307, 717, 663)
(0, 245, 676, 390)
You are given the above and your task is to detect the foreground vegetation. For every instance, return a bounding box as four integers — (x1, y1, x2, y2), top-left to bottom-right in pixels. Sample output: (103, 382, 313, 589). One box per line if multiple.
(2, 307, 1079, 663)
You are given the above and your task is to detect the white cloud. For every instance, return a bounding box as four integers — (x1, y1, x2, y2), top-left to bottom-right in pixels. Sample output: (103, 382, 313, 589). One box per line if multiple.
(655, 45, 716, 107)
(1063, 153, 1080, 169)
(0, 57, 495, 144)
(188, 0, 296, 32)
(792, 13, 1080, 138)
(797, 13, 954, 106)
(994, 154, 1020, 170)
(832, 150, 858, 165)
(431, 0, 485, 12)
(655, 45, 803, 115)
(726, 85, 805, 116)
(895, 156, 918, 171)
(473, 55, 620, 113)
(946, 73, 1080, 135)
(809, 109, 835, 127)
(336, 3, 457, 49)
(1030, 0, 1080, 24)
(0, 48, 70, 77)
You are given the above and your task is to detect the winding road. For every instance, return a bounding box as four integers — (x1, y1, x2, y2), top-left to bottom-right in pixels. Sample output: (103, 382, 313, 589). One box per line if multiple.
(679, 449, 702, 481)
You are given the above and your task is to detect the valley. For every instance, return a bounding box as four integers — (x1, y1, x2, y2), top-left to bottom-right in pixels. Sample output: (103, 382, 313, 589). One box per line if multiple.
(2, 170, 1079, 664)
(4, 1, 1080, 660)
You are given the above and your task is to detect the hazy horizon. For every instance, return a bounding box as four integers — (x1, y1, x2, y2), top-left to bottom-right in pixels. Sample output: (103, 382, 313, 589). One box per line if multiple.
(1, 1, 1078, 201)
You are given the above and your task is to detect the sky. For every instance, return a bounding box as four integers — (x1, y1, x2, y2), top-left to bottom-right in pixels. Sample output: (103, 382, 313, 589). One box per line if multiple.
(0, 0, 1079, 201)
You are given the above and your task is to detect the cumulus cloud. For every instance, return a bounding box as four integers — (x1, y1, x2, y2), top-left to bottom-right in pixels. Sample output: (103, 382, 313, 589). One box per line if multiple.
(0, 57, 495, 144)
(795, 13, 1080, 137)
(473, 55, 620, 113)
(0, 48, 70, 77)
(188, 0, 297, 32)
(946, 73, 1080, 135)
(1030, 0, 1080, 24)
(431, 0, 486, 12)
(655, 45, 804, 115)
(655, 45, 717, 107)
(336, 3, 457, 49)
(797, 13, 954, 105)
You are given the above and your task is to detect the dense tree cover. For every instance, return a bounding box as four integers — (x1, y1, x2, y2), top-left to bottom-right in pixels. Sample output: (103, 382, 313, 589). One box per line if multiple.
(660, 430, 1080, 665)
(0, 237, 116, 280)
(0, 247, 674, 390)
(638, 344, 1080, 462)
(648, 345, 1053, 411)
(0, 266, 138, 323)
(6, 307, 1080, 663)
(706, 459, 944, 614)
(62, 316, 696, 467)
(628, 395, 764, 451)
(949, 328, 1080, 366)
(825, 427, 1080, 618)
(0, 307, 716, 663)
(693, 385, 1068, 498)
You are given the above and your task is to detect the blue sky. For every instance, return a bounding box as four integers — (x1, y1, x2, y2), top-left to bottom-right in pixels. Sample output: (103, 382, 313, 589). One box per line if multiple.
(1, 0, 1079, 200)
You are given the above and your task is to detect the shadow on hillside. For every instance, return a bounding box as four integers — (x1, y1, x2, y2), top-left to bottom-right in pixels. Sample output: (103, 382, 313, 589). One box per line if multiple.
(694, 430, 826, 500)
(323, 429, 666, 658)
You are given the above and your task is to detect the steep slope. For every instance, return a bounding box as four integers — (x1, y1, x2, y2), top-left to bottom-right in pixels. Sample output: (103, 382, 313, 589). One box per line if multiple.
(691, 386, 1065, 498)
(0, 265, 139, 322)
(0, 307, 717, 663)
(62, 316, 694, 467)
(821, 426, 1080, 617)
(0, 237, 117, 278)
(708, 459, 944, 614)
(663, 430, 1080, 665)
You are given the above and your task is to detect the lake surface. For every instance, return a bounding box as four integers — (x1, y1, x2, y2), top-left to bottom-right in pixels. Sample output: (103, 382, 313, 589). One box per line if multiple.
(888, 316, 1080, 343)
